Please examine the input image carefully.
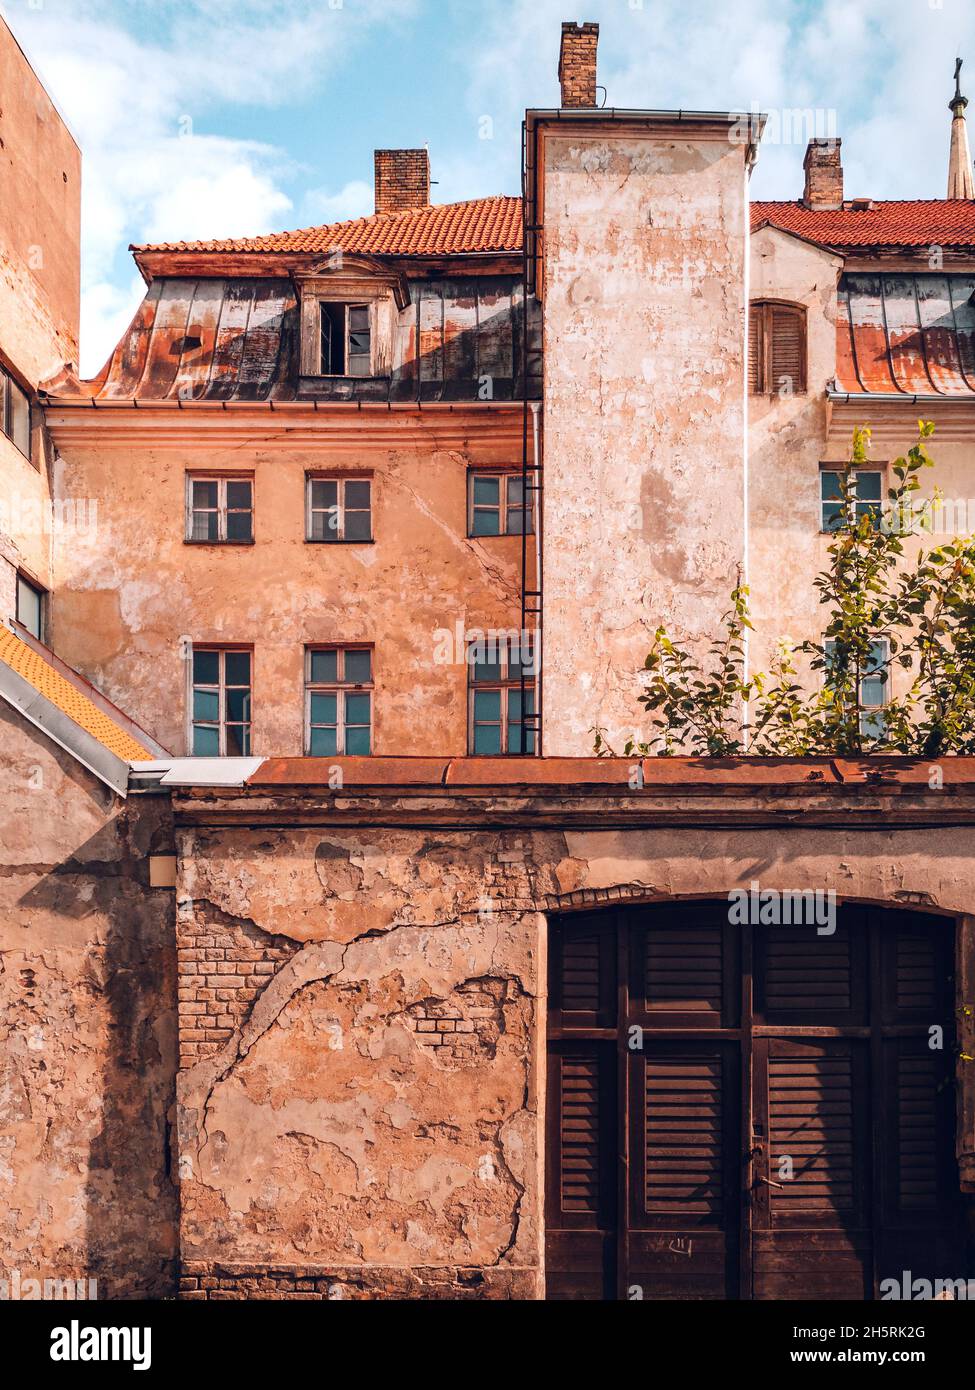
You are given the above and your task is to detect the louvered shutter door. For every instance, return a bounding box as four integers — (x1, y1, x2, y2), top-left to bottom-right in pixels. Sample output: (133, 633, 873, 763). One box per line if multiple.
(769, 305, 806, 392)
(748, 304, 762, 393)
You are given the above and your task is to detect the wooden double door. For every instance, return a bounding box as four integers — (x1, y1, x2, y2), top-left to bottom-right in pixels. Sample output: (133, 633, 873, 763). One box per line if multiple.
(545, 902, 965, 1300)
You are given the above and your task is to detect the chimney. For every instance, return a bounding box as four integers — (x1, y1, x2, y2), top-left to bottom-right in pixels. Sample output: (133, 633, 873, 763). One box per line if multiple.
(374, 149, 430, 215)
(559, 21, 599, 109)
(948, 58, 975, 200)
(802, 138, 844, 210)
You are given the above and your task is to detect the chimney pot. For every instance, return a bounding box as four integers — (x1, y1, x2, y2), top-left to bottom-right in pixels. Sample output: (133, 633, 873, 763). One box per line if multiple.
(802, 138, 844, 210)
(559, 21, 599, 109)
(374, 149, 430, 215)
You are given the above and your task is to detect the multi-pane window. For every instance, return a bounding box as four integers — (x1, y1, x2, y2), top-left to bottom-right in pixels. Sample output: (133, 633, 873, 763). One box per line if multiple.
(468, 472, 534, 537)
(15, 574, 43, 640)
(749, 301, 807, 395)
(320, 303, 371, 377)
(187, 476, 253, 543)
(821, 469, 883, 531)
(825, 638, 888, 738)
(1, 365, 31, 459)
(306, 647, 373, 755)
(191, 648, 252, 756)
(306, 477, 372, 543)
(469, 635, 536, 755)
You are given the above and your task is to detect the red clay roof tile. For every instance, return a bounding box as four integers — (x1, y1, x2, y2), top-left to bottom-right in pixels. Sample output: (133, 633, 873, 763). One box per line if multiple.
(752, 199, 975, 250)
(134, 196, 524, 258)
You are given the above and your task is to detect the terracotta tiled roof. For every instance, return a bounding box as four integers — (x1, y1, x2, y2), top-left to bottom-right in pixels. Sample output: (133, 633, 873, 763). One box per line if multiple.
(0, 625, 155, 761)
(752, 200, 975, 250)
(134, 196, 524, 258)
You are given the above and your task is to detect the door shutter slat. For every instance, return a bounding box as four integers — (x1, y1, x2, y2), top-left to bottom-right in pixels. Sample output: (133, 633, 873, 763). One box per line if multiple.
(644, 1055, 724, 1215)
(748, 307, 762, 392)
(769, 1051, 857, 1215)
(769, 306, 805, 391)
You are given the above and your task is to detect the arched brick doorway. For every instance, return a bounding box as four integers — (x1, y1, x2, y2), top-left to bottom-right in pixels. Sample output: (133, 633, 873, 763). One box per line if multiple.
(545, 901, 968, 1300)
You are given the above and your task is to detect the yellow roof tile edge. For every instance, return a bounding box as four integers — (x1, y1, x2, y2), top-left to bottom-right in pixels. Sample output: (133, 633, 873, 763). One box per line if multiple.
(0, 627, 152, 762)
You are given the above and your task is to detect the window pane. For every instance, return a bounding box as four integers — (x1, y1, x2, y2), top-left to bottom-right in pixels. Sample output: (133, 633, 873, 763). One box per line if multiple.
(473, 476, 500, 506)
(192, 510, 220, 541)
(471, 509, 501, 537)
(321, 304, 345, 374)
(347, 353, 371, 379)
(821, 472, 844, 501)
(861, 710, 886, 738)
(344, 649, 372, 684)
(226, 510, 253, 542)
(309, 726, 337, 756)
(344, 509, 371, 542)
(9, 379, 30, 457)
(506, 476, 525, 506)
(866, 641, 887, 673)
(345, 725, 371, 756)
(226, 724, 250, 756)
(226, 687, 251, 723)
(473, 723, 502, 756)
(224, 651, 251, 685)
(855, 471, 882, 502)
(472, 654, 502, 683)
(226, 481, 252, 509)
(16, 576, 42, 638)
(822, 502, 845, 531)
(861, 676, 887, 708)
(311, 480, 338, 510)
(193, 725, 220, 756)
(506, 508, 527, 535)
(193, 689, 219, 722)
(345, 481, 370, 510)
(348, 306, 370, 332)
(310, 650, 338, 684)
(345, 693, 371, 726)
(192, 480, 219, 508)
(474, 689, 502, 722)
(310, 692, 338, 724)
(856, 501, 881, 525)
(193, 650, 219, 684)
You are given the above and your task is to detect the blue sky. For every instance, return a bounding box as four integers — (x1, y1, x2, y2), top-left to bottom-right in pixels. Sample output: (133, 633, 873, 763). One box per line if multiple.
(6, 0, 975, 373)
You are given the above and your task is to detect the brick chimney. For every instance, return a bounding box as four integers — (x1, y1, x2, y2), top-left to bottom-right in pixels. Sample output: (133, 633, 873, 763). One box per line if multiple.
(558, 21, 599, 109)
(802, 138, 844, 210)
(374, 149, 430, 215)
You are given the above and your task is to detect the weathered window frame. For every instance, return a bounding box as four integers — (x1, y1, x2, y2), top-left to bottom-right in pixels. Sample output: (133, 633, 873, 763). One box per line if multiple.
(190, 647, 253, 756)
(15, 572, 44, 640)
(820, 465, 885, 532)
(825, 636, 889, 738)
(305, 645, 374, 756)
(185, 474, 254, 544)
(1, 364, 31, 461)
(306, 474, 373, 543)
(468, 470, 534, 537)
(467, 635, 536, 755)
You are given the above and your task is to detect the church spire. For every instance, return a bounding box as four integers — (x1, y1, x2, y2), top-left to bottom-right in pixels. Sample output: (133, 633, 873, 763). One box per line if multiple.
(948, 58, 975, 200)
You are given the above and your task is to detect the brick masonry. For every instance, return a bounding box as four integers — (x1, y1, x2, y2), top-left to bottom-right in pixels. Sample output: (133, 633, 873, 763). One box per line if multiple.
(374, 149, 430, 214)
(803, 138, 844, 209)
(558, 21, 599, 109)
(179, 1261, 535, 1300)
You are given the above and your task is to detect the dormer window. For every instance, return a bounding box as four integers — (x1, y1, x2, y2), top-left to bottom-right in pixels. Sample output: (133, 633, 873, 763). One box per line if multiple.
(320, 303, 372, 377)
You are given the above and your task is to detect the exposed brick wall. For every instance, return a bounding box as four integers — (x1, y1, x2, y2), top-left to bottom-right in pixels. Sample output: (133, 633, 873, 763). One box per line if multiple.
(803, 138, 844, 209)
(558, 21, 599, 109)
(177, 905, 298, 1066)
(179, 1261, 535, 1300)
(374, 149, 430, 214)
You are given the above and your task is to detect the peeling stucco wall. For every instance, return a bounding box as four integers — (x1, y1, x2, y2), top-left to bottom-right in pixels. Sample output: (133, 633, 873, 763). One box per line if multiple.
(0, 702, 177, 1298)
(173, 794, 975, 1298)
(541, 128, 750, 754)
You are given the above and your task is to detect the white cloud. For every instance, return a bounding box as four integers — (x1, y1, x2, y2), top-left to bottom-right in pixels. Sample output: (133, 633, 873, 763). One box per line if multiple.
(8, 0, 418, 373)
(301, 180, 375, 227)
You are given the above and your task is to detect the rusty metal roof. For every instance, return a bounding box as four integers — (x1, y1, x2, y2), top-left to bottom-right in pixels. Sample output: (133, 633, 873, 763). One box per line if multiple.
(835, 273, 975, 396)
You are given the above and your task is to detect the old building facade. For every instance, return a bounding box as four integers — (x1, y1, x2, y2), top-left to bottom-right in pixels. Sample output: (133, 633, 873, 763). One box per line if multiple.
(3, 16, 975, 1300)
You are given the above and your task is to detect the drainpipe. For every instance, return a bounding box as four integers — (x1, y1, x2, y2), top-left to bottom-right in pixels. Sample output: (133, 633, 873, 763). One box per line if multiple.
(531, 400, 542, 754)
(741, 160, 752, 752)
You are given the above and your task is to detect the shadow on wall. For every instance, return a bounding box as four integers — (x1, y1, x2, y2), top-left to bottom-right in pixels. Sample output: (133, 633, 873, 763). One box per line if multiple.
(7, 716, 178, 1299)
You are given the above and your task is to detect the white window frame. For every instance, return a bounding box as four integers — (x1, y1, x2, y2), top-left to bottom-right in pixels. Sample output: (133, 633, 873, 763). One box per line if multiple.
(825, 637, 889, 738)
(305, 646, 374, 755)
(468, 470, 534, 538)
(185, 474, 254, 544)
(467, 636, 536, 756)
(305, 475, 373, 543)
(190, 647, 252, 757)
(820, 466, 884, 533)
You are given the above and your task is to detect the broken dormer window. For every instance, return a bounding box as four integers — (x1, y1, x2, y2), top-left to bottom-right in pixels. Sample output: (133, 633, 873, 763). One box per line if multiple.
(320, 303, 372, 377)
(749, 301, 807, 395)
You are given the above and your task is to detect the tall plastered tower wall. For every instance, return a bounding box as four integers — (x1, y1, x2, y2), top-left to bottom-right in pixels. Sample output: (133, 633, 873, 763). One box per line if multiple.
(539, 121, 750, 755)
(0, 17, 81, 606)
